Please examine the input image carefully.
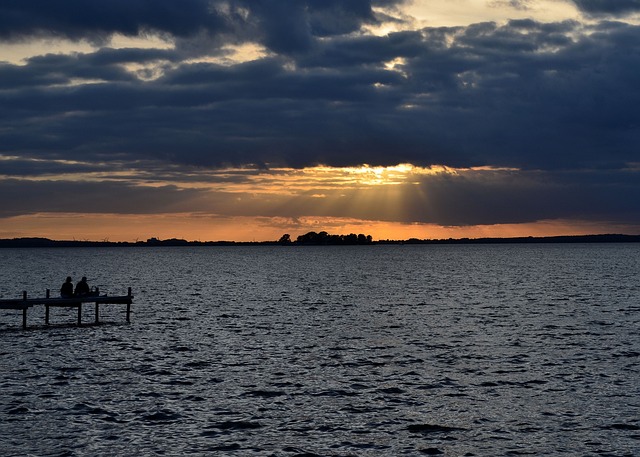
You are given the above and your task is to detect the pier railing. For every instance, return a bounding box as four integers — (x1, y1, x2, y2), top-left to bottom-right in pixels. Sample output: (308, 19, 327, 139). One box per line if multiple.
(0, 288, 133, 329)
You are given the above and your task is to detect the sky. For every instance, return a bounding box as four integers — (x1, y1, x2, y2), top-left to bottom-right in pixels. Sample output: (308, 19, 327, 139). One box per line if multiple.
(1, 0, 639, 242)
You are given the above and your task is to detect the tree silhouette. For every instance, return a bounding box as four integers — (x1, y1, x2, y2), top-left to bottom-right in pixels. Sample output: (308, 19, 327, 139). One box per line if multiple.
(289, 231, 373, 245)
(278, 233, 292, 244)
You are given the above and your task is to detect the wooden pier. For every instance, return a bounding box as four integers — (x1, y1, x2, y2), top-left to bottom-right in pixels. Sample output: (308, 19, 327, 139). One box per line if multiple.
(0, 288, 133, 329)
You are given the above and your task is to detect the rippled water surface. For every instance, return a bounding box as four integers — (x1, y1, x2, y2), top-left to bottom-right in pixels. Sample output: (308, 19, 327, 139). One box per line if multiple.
(1, 244, 639, 456)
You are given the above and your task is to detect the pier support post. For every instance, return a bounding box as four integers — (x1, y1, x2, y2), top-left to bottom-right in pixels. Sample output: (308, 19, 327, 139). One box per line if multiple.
(45, 289, 50, 325)
(77, 303, 82, 326)
(126, 287, 132, 322)
(22, 291, 27, 329)
(95, 302, 99, 324)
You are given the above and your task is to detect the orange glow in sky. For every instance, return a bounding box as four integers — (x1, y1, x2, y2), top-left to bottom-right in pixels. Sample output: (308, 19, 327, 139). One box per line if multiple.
(0, 213, 633, 243)
(2, 163, 638, 242)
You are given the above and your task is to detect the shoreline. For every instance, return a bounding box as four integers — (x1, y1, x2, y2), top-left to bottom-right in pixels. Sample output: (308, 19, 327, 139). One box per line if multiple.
(1, 233, 639, 248)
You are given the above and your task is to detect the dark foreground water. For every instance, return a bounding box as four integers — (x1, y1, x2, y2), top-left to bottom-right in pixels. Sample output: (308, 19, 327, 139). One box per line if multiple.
(1, 244, 639, 456)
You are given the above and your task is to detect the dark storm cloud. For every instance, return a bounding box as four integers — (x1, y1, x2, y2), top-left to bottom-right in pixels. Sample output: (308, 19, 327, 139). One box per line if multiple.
(406, 169, 640, 226)
(274, 168, 640, 227)
(0, 2, 639, 229)
(0, 0, 230, 42)
(572, 0, 640, 16)
(0, 0, 403, 52)
(0, 177, 301, 219)
(2, 16, 639, 171)
(0, 158, 105, 176)
(0, 179, 208, 218)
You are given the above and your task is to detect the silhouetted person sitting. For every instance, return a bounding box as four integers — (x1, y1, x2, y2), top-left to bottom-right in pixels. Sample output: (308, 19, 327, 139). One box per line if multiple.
(74, 276, 90, 296)
(60, 276, 74, 298)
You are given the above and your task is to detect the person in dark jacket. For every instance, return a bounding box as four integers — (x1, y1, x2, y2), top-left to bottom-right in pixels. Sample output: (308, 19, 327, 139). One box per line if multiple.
(74, 276, 90, 296)
(60, 276, 73, 297)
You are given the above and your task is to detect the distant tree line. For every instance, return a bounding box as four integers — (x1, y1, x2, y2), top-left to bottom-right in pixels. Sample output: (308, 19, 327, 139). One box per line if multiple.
(279, 231, 373, 245)
(1, 233, 639, 248)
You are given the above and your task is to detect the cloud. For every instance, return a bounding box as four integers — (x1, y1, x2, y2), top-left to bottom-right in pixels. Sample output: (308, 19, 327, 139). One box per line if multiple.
(2, 19, 639, 171)
(279, 168, 640, 226)
(0, 2, 639, 234)
(0, 179, 208, 218)
(571, 0, 640, 16)
(0, 0, 226, 43)
(0, 0, 406, 53)
(2, 165, 638, 228)
(489, 1, 534, 11)
(406, 168, 640, 226)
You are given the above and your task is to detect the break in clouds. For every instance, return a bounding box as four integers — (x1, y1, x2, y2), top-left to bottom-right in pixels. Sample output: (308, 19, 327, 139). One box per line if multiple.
(0, 0, 639, 229)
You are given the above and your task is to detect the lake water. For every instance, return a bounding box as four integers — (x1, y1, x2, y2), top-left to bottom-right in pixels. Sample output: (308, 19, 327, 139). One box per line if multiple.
(0, 244, 639, 456)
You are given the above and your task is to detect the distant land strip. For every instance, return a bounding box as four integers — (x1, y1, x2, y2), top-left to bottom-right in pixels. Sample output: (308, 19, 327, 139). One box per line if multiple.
(1, 233, 639, 248)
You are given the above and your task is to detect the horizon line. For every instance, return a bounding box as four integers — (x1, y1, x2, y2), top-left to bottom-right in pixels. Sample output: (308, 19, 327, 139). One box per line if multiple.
(1, 233, 639, 247)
